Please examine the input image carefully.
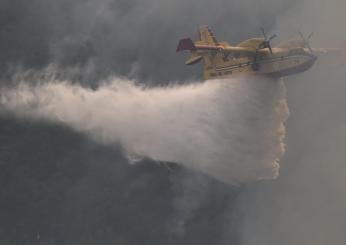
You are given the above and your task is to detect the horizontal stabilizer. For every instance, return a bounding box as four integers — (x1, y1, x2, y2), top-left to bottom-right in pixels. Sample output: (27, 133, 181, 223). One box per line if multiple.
(185, 55, 203, 65)
(176, 38, 197, 52)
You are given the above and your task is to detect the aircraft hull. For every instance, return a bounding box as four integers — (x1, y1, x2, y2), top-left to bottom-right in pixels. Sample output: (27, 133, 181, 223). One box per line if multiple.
(266, 55, 317, 78)
(204, 53, 318, 80)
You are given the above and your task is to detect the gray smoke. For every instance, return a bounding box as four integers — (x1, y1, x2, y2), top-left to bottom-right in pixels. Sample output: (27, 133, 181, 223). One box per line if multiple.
(235, 0, 346, 245)
(0, 0, 296, 82)
(5, 0, 346, 244)
(1, 74, 288, 185)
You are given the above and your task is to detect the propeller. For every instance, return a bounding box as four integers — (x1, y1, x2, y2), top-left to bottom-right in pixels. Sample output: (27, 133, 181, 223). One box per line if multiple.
(259, 28, 277, 54)
(299, 31, 314, 53)
(252, 28, 277, 71)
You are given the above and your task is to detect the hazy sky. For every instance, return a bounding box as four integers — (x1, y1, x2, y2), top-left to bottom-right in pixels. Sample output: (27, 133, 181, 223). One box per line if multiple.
(0, 0, 297, 82)
(1, 0, 346, 245)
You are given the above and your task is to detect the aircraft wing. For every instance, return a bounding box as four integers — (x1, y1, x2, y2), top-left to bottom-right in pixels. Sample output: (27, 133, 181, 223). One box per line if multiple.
(177, 26, 262, 65)
(176, 39, 259, 55)
(276, 39, 305, 49)
(199, 26, 219, 45)
(178, 26, 259, 53)
(223, 46, 259, 55)
(197, 26, 263, 55)
(311, 48, 346, 54)
(311, 48, 346, 66)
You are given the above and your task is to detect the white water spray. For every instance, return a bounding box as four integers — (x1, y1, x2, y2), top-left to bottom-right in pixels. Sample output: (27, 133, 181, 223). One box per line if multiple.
(0, 76, 288, 185)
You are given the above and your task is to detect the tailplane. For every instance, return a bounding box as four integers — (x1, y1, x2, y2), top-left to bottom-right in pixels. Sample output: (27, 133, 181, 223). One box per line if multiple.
(176, 26, 222, 67)
(177, 38, 203, 65)
(185, 52, 203, 65)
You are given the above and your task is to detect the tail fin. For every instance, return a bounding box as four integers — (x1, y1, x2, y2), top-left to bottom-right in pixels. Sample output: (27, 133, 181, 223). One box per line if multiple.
(176, 38, 197, 52)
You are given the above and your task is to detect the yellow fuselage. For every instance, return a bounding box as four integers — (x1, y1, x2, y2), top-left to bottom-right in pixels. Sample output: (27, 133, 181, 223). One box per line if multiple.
(203, 48, 318, 80)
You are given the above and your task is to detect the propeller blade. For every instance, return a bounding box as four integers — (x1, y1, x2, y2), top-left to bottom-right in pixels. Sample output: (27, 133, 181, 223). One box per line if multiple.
(269, 34, 277, 41)
(307, 45, 313, 53)
(307, 32, 314, 40)
(259, 28, 276, 53)
(261, 28, 267, 39)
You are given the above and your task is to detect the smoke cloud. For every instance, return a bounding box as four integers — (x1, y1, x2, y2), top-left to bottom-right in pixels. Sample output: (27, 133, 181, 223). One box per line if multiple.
(4, 0, 346, 244)
(0, 0, 296, 82)
(1, 75, 288, 185)
(234, 1, 346, 245)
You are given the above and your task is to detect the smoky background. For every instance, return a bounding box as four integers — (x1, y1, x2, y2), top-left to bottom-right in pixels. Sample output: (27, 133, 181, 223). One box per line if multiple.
(0, 0, 346, 245)
(234, 1, 346, 245)
(0, 0, 295, 83)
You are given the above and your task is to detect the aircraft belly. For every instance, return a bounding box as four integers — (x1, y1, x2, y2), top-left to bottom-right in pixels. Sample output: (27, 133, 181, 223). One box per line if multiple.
(203, 55, 316, 80)
(261, 55, 317, 77)
(260, 56, 305, 71)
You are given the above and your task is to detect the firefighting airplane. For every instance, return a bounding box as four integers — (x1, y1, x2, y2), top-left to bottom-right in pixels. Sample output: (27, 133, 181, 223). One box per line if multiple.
(177, 26, 344, 80)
